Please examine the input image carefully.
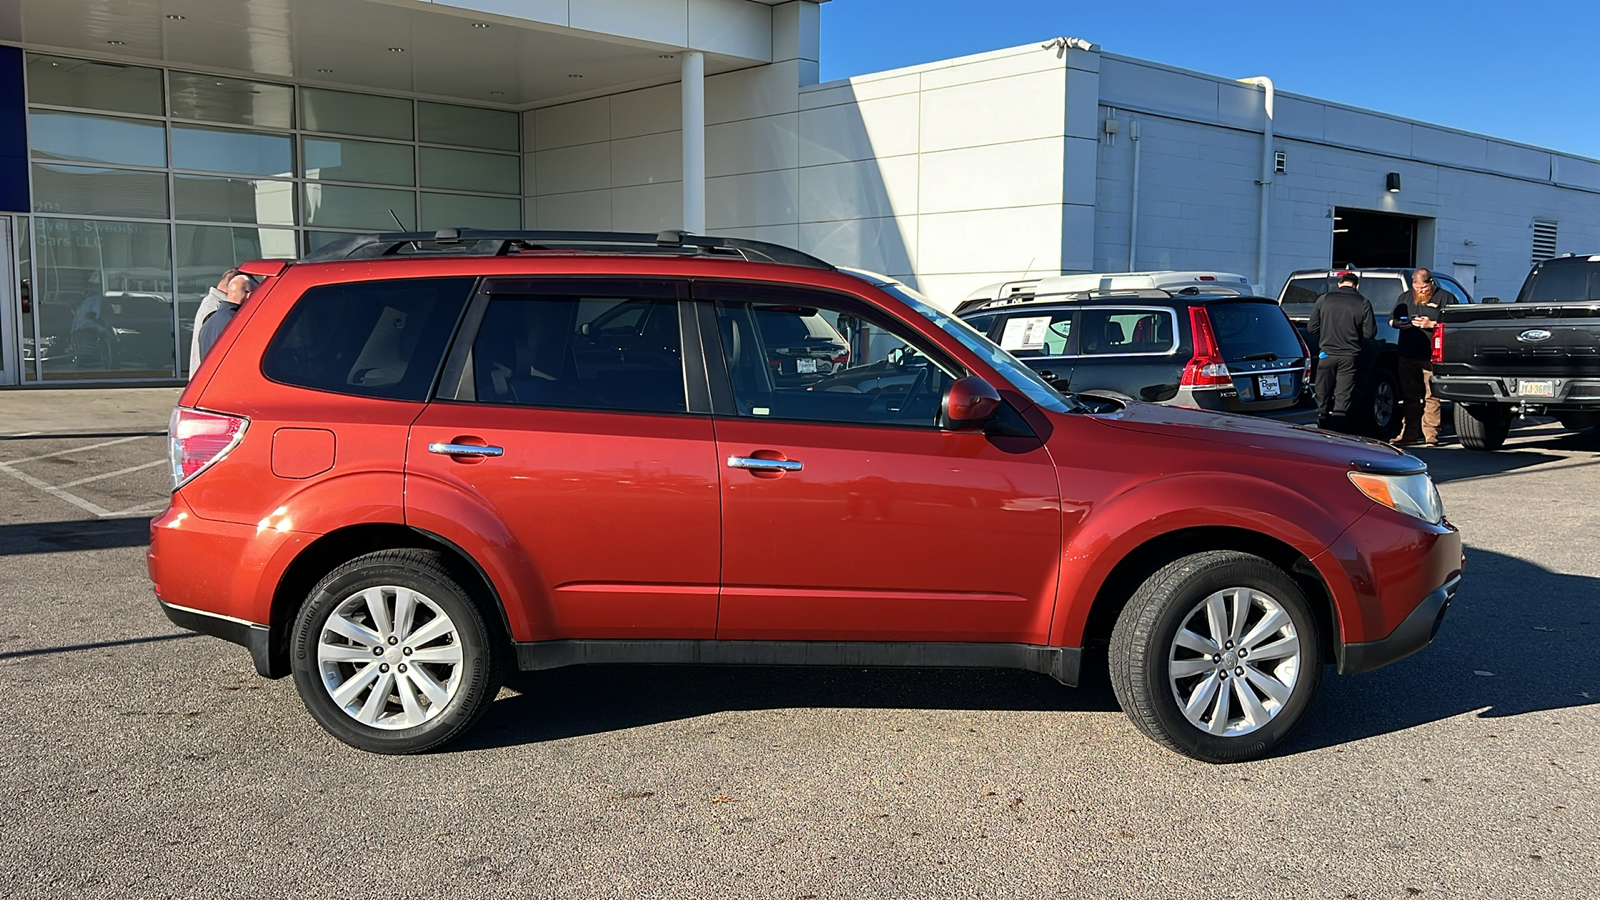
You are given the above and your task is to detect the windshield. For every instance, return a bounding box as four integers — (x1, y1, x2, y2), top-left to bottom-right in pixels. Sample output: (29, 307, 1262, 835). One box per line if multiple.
(875, 281, 1079, 413)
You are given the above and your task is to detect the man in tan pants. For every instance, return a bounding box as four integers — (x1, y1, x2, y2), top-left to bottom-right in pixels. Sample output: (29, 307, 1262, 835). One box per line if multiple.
(1393, 268, 1448, 445)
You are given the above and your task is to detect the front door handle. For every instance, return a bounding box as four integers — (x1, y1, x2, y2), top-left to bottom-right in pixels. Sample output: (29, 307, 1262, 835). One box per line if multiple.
(727, 455, 803, 472)
(428, 442, 504, 458)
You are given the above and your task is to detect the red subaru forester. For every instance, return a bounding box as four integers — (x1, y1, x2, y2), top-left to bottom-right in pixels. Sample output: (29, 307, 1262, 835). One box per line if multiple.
(149, 230, 1463, 762)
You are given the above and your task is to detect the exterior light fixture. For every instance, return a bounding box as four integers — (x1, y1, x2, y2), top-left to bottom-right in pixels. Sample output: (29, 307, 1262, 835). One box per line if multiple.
(388, 47, 406, 53)
(1386, 172, 1402, 193)
(317, 68, 333, 73)
(659, 54, 676, 59)
(165, 14, 186, 20)
(567, 73, 583, 78)
(472, 22, 489, 28)
(106, 40, 125, 45)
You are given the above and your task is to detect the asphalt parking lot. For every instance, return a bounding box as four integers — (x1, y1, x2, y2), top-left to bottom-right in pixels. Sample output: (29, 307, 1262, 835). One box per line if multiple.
(0, 388, 1596, 899)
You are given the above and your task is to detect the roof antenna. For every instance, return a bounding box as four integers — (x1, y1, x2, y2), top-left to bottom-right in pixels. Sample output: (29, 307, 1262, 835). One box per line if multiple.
(388, 209, 420, 251)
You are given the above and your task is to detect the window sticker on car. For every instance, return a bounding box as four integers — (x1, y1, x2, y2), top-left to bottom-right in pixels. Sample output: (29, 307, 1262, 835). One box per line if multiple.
(1000, 316, 1055, 351)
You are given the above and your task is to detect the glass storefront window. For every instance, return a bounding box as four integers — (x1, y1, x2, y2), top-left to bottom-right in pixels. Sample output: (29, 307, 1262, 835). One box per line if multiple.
(174, 174, 296, 226)
(32, 218, 175, 379)
(300, 88, 413, 141)
(175, 224, 296, 373)
(168, 72, 294, 129)
(418, 147, 519, 194)
(28, 110, 167, 167)
(417, 102, 518, 151)
(419, 193, 521, 231)
(32, 164, 170, 219)
(172, 125, 294, 177)
(26, 54, 164, 116)
(301, 136, 414, 186)
(302, 184, 416, 230)
(18, 218, 37, 381)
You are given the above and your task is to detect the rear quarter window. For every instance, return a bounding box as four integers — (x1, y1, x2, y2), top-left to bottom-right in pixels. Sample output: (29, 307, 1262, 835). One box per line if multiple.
(261, 276, 475, 400)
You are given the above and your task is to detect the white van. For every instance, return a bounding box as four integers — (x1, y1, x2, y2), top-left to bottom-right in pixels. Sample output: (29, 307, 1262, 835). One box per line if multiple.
(955, 271, 1255, 315)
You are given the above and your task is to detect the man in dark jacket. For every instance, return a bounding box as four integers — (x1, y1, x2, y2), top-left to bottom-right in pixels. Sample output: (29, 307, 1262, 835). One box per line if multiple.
(1391, 268, 1450, 445)
(1308, 271, 1375, 433)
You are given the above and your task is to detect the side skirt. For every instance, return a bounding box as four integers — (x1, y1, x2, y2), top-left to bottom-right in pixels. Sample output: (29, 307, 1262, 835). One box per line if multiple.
(514, 640, 1082, 686)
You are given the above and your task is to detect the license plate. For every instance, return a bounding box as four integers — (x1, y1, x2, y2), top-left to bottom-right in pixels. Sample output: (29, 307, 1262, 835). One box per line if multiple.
(796, 358, 819, 374)
(1517, 380, 1555, 397)
(1258, 374, 1281, 398)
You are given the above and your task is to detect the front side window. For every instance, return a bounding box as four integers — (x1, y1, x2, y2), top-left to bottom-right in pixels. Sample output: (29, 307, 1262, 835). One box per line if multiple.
(995, 311, 1073, 357)
(470, 294, 686, 413)
(261, 277, 475, 400)
(714, 296, 958, 427)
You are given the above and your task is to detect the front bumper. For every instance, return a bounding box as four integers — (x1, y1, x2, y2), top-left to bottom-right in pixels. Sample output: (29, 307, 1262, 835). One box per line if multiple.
(1338, 574, 1460, 675)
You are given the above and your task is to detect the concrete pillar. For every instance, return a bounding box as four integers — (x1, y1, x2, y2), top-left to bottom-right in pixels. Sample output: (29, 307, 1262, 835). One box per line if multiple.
(681, 50, 705, 234)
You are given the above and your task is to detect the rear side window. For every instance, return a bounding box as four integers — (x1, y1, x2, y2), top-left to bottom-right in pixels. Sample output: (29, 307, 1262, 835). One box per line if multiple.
(261, 277, 475, 400)
(1207, 302, 1306, 362)
(1078, 308, 1176, 355)
(470, 294, 686, 413)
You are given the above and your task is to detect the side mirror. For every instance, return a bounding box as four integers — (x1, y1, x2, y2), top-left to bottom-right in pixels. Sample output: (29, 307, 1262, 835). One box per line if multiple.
(941, 375, 1002, 430)
(1482, 296, 1501, 304)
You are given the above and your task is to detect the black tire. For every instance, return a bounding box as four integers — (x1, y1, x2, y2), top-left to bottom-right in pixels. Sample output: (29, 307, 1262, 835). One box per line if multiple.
(1109, 551, 1324, 763)
(1455, 403, 1512, 451)
(290, 549, 505, 754)
(1362, 364, 1401, 439)
(1557, 413, 1597, 432)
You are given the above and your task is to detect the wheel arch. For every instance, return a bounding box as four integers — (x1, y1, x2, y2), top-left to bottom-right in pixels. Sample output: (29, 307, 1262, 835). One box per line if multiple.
(1078, 525, 1338, 665)
(261, 523, 509, 679)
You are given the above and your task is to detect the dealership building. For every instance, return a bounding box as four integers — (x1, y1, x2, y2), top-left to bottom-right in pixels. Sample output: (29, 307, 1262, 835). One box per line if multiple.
(1, 0, 1597, 385)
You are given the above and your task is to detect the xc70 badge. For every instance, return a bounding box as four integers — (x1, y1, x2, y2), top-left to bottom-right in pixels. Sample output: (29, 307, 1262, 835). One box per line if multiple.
(1518, 329, 1554, 343)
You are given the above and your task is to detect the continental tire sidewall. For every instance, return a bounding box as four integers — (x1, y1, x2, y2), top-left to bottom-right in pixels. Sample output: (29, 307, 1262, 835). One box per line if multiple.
(289, 552, 501, 754)
(1114, 552, 1323, 763)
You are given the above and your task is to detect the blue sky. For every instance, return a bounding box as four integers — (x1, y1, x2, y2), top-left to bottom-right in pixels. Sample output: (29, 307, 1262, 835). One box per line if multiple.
(819, 0, 1600, 159)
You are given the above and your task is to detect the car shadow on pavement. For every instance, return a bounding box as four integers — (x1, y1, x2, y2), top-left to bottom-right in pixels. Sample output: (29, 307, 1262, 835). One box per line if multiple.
(461, 662, 1123, 751)
(1283, 546, 1599, 756)
(461, 545, 1596, 755)
(1414, 427, 1597, 485)
(0, 516, 151, 556)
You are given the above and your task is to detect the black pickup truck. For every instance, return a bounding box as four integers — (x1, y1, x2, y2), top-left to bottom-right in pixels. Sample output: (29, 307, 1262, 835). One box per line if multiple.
(1433, 254, 1600, 450)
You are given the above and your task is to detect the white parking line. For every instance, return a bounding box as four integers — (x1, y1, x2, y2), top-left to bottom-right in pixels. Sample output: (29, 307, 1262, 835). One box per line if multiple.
(2, 435, 151, 465)
(0, 459, 117, 518)
(58, 459, 168, 488)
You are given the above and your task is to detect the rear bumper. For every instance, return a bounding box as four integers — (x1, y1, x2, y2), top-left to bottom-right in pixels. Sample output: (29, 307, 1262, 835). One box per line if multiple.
(1178, 387, 1319, 423)
(1433, 375, 1600, 409)
(1337, 575, 1460, 675)
(159, 600, 277, 677)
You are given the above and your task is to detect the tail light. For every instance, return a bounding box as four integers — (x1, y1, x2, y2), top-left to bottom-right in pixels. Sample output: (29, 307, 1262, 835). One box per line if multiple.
(1430, 323, 1445, 363)
(1293, 327, 1313, 385)
(1180, 307, 1232, 387)
(169, 407, 248, 490)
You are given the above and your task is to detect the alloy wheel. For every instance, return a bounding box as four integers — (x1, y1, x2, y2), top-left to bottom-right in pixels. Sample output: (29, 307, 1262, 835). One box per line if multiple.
(316, 585, 464, 730)
(1167, 586, 1302, 737)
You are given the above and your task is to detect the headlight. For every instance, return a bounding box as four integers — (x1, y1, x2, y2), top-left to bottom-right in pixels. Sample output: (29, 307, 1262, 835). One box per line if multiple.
(1348, 471, 1444, 524)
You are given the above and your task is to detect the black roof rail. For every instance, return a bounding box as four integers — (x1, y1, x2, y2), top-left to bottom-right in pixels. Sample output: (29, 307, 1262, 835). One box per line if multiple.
(301, 228, 835, 270)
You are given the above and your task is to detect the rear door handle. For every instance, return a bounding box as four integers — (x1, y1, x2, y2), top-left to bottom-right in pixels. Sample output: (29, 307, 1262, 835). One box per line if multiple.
(428, 442, 504, 458)
(727, 455, 803, 472)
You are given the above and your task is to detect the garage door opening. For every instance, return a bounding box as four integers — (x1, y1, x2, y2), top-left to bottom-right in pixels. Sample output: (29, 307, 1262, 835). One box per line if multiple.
(1332, 208, 1422, 268)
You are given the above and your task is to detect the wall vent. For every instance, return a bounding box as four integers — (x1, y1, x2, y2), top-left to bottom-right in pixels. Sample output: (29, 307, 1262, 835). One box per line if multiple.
(1532, 219, 1559, 265)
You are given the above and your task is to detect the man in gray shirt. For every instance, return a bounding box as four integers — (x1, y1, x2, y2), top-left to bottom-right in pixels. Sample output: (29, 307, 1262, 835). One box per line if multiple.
(189, 269, 252, 378)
